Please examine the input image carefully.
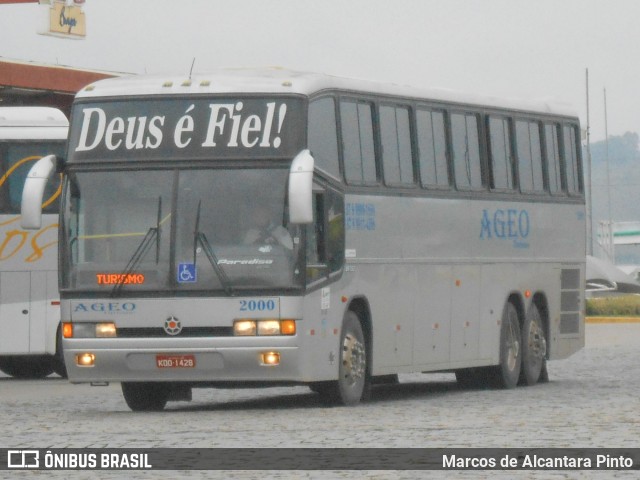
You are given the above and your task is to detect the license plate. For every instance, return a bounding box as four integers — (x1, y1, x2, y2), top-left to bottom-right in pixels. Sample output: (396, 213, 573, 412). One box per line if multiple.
(156, 354, 196, 369)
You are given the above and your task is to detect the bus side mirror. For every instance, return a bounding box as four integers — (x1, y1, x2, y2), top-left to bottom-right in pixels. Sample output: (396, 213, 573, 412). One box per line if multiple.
(288, 150, 314, 224)
(21, 154, 57, 230)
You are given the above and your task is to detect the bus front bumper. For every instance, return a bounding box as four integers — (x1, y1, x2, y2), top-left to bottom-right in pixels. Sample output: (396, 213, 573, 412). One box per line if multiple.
(63, 337, 304, 384)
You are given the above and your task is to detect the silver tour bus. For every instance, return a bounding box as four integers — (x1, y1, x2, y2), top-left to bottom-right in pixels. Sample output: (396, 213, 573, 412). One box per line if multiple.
(21, 69, 585, 410)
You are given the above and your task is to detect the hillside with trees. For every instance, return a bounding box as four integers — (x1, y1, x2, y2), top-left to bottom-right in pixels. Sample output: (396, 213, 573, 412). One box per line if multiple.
(588, 132, 640, 263)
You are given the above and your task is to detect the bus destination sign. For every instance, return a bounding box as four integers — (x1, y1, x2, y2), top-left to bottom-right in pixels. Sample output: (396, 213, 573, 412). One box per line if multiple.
(68, 98, 303, 162)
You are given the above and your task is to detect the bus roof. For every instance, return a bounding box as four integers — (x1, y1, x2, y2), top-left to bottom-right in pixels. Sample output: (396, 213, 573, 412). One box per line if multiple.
(76, 68, 578, 118)
(0, 107, 68, 127)
(0, 107, 68, 140)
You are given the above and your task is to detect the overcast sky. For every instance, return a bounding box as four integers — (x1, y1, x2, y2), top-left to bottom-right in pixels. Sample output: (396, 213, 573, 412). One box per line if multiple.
(1, 0, 638, 142)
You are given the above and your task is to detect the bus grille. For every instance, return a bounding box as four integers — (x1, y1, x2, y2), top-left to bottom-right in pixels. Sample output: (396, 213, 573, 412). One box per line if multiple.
(559, 268, 581, 334)
(117, 327, 234, 338)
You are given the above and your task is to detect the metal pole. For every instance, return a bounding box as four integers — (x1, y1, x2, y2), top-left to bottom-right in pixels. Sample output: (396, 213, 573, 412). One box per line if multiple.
(585, 69, 593, 255)
(604, 87, 614, 262)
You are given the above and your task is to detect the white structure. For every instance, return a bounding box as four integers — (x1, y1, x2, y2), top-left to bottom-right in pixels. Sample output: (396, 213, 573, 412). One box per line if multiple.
(0, 107, 67, 378)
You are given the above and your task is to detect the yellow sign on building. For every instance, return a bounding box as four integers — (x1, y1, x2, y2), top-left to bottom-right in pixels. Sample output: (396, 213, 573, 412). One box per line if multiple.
(49, 2, 86, 38)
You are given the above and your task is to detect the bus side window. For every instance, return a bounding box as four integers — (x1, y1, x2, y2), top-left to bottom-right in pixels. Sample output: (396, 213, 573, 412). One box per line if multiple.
(308, 97, 340, 179)
(380, 104, 414, 186)
(516, 120, 544, 193)
(562, 124, 582, 194)
(306, 191, 326, 284)
(487, 115, 515, 190)
(451, 112, 482, 189)
(544, 123, 562, 194)
(341, 99, 377, 185)
(306, 187, 345, 285)
(416, 108, 449, 189)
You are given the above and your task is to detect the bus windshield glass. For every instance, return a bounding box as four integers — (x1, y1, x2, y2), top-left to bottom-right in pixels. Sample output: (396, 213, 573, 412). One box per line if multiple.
(62, 167, 303, 294)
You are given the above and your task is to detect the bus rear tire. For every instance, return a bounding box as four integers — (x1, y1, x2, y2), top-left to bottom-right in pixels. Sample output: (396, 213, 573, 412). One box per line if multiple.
(319, 311, 369, 406)
(519, 303, 547, 386)
(0, 355, 54, 379)
(121, 382, 169, 411)
(489, 301, 522, 389)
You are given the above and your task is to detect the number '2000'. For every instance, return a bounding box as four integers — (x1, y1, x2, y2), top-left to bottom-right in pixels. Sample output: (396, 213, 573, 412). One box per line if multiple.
(240, 299, 276, 312)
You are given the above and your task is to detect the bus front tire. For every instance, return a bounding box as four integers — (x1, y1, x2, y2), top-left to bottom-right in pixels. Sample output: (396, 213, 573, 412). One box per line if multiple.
(519, 304, 547, 386)
(318, 311, 370, 406)
(121, 382, 170, 411)
(489, 301, 522, 389)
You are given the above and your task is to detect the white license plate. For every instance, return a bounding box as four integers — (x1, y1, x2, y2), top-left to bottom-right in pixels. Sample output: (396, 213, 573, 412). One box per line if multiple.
(156, 354, 196, 369)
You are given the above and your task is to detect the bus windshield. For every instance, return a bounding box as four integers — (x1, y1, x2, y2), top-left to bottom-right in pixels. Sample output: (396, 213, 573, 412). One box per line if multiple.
(62, 167, 303, 294)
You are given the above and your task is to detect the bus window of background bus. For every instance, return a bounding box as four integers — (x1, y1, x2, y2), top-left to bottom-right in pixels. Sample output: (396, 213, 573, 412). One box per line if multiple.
(379, 104, 414, 187)
(488, 116, 515, 190)
(1, 142, 64, 214)
(308, 97, 340, 179)
(340, 99, 377, 185)
(416, 108, 449, 189)
(450, 113, 482, 189)
(516, 120, 544, 193)
(563, 124, 582, 194)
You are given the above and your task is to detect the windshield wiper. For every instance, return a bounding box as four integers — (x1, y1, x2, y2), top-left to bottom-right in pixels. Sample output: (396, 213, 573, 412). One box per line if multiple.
(111, 197, 162, 297)
(193, 200, 233, 295)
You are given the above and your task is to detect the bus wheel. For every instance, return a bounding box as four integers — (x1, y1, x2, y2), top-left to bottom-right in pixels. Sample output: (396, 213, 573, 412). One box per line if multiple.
(319, 311, 369, 406)
(121, 382, 170, 411)
(519, 304, 547, 386)
(337, 311, 369, 405)
(0, 356, 54, 379)
(490, 301, 522, 389)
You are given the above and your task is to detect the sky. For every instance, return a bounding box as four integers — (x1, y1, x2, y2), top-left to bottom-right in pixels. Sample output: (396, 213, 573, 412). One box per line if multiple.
(1, 0, 639, 142)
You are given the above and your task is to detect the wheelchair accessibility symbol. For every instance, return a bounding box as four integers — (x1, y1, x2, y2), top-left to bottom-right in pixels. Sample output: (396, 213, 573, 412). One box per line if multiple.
(178, 263, 197, 283)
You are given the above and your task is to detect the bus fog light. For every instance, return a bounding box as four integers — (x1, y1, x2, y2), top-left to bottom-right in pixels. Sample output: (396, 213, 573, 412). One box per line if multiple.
(234, 320, 257, 336)
(261, 351, 280, 366)
(96, 323, 116, 338)
(76, 353, 95, 367)
(257, 320, 281, 336)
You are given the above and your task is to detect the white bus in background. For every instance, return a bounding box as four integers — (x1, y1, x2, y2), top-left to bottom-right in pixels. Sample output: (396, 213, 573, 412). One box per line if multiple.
(0, 107, 67, 378)
(21, 69, 585, 409)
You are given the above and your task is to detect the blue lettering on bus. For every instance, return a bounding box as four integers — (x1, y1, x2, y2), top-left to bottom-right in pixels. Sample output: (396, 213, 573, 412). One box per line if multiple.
(346, 203, 376, 231)
(73, 302, 137, 314)
(480, 208, 530, 248)
(239, 299, 276, 312)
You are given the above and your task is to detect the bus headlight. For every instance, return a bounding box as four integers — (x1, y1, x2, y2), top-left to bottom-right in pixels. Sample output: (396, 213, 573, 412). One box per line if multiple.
(95, 323, 117, 338)
(233, 319, 296, 336)
(63, 322, 116, 338)
(233, 320, 257, 336)
(257, 320, 281, 336)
